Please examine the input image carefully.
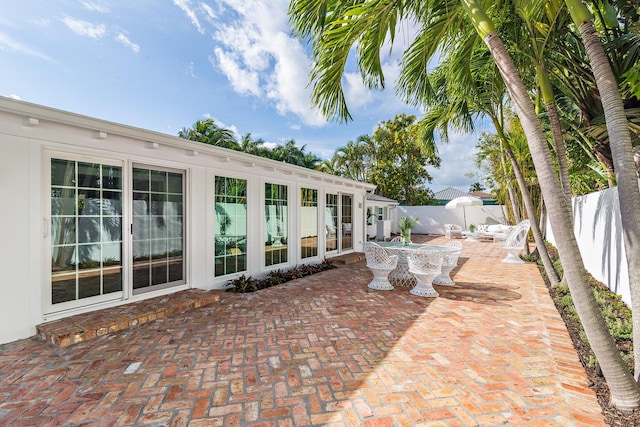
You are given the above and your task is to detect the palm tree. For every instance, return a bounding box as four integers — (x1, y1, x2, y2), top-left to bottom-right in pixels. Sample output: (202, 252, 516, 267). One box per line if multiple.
(421, 46, 559, 284)
(517, 1, 573, 204)
(178, 118, 238, 150)
(239, 133, 270, 157)
(289, 0, 640, 409)
(469, 182, 485, 192)
(315, 158, 337, 174)
(271, 139, 306, 166)
(332, 137, 376, 181)
(565, 0, 640, 384)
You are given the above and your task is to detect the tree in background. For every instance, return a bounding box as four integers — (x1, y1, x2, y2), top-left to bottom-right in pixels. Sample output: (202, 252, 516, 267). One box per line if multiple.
(327, 114, 440, 205)
(332, 135, 377, 181)
(178, 118, 238, 150)
(370, 114, 439, 205)
(468, 182, 485, 192)
(178, 122, 321, 169)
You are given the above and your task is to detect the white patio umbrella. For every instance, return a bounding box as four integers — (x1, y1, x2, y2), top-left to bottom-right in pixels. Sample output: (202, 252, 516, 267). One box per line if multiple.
(445, 196, 483, 229)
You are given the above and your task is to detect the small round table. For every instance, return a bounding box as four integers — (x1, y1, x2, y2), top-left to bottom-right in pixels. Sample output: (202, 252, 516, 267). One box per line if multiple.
(376, 242, 460, 287)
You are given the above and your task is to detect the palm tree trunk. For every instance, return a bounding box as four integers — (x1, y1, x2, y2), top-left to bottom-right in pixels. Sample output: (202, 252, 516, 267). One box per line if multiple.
(535, 62, 573, 206)
(480, 26, 640, 411)
(581, 17, 640, 382)
(499, 148, 521, 224)
(567, 0, 640, 383)
(504, 143, 560, 285)
(491, 116, 560, 285)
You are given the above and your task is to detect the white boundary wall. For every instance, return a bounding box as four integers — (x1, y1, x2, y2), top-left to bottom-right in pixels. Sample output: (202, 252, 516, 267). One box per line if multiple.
(545, 185, 632, 307)
(391, 205, 508, 235)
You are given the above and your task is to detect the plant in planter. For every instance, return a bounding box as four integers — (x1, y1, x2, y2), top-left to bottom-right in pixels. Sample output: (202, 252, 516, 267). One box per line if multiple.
(398, 216, 418, 245)
(469, 224, 477, 232)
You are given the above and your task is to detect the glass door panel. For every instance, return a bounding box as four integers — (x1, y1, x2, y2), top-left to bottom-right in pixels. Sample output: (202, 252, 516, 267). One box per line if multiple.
(50, 158, 123, 305)
(214, 176, 248, 277)
(325, 193, 338, 253)
(265, 183, 288, 266)
(341, 194, 353, 251)
(132, 166, 184, 293)
(300, 188, 318, 259)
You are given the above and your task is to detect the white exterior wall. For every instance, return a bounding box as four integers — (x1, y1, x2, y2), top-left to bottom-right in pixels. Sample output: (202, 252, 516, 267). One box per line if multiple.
(546, 185, 632, 307)
(0, 136, 40, 343)
(0, 97, 374, 344)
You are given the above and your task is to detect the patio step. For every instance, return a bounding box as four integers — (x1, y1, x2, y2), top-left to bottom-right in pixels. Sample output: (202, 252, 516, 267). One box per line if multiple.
(330, 252, 366, 265)
(36, 289, 222, 347)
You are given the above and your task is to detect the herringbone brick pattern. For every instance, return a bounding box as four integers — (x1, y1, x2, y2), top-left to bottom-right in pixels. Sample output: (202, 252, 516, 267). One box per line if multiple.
(0, 235, 606, 426)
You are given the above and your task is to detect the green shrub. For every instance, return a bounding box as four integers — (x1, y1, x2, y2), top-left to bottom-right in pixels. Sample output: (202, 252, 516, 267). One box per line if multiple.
(226, 259, 336, 293)
(540, 243, 634, 374)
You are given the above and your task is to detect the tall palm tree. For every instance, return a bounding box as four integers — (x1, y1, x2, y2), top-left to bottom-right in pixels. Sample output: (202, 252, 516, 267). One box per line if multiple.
(422, 49, 559, 284)
(289, 0, 640, 409)
(565, 0, 640, 383)
(517, 1, 573, 204)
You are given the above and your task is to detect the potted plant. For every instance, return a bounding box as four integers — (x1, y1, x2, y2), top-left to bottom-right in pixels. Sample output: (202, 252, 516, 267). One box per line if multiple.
(469, 224, 477, 233)
(398, 216, 418, 245)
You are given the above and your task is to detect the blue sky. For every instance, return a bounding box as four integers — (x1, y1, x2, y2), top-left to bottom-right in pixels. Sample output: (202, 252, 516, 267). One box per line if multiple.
(0, 0, 489, 192)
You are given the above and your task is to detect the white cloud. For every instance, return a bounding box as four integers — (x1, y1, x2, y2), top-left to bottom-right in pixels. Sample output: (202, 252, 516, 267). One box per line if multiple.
(209, 0, 326, 127)
(0, 31, 53, 61)
(62, 16, 106, 39)
(115, 33, 140, 53)
(211, 49, 261, 97)
(343, 72, 374, 110)
(7, 94, 21, 100)
(81, 1, 110, 13)
(173, 0, 204, 34)
(186, 61, 196, 78)
(31, 18, 51, 27)
(200, 2, 217, 20)
(429, 129, 485, 192)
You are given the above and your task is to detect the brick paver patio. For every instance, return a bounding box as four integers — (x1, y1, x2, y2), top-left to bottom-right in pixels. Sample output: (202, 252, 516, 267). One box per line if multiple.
(0, 235, 606, 426)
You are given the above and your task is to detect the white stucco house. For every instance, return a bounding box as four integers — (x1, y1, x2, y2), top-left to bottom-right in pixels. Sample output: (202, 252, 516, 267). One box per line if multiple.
(0, 97, 375, 345)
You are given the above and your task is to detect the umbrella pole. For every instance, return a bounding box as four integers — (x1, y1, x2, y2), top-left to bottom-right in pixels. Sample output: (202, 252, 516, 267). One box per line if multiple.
(463, 206, 467, 229)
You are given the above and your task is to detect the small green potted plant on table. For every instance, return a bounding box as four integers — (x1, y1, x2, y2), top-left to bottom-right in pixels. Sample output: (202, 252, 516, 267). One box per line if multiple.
(398, 216, 418, 246)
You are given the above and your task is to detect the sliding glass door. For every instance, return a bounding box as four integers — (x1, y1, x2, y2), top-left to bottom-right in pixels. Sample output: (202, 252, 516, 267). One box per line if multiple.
(341, 194, 353, 251)
(50, 158, 123, 306)
(265, 183, 288, 266)
(325, 192, 353, 253)
(132, 166, 185, 293)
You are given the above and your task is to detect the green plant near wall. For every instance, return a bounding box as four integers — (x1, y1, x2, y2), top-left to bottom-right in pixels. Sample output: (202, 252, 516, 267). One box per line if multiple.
(398, 216, 418, 233)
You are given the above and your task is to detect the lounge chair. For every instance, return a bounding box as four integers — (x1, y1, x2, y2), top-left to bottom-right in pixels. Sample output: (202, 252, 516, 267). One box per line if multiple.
(502, 220, 531, 263)
(444, 224, 463, 239)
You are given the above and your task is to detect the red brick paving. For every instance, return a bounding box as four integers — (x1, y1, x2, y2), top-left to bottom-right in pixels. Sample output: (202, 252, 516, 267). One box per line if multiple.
(0, 235, 606, 426)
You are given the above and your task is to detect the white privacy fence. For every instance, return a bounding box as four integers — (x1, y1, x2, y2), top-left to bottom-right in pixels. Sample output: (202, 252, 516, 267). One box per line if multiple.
(390, 205, 508, 235)
(545, 184, 632, 307)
